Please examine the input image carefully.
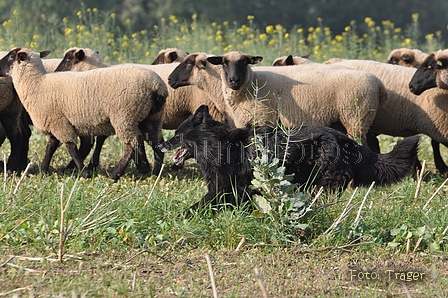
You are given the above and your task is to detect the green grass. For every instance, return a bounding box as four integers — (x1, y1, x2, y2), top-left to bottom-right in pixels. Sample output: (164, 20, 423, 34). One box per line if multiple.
(1, 127, 447, 297)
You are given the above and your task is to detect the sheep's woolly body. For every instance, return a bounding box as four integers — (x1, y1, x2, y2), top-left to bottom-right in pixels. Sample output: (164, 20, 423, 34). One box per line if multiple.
(170, 52, 387, 147)
(11, 63, 166, 146)
(42, 58, 62, 72)
(387, 48, 428, 68)
(58, 48, 227, 128)
(326, 59, 448, 145)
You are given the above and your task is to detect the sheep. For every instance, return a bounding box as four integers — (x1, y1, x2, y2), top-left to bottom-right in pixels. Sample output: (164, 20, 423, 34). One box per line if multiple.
(54, 47, 228, 170)
(0, 51, 31, 172)
(386, 48, 448, 175)
(324, 58, 448, 175)
(168, 51, 388, 149)
(272, 54, 313, 66)
(151, 48, 189, 65)
(387, 48, 429, 68)
(409, 49, 448, 93)
(0, 50, 75, 173)
(0, 47, 168, 180)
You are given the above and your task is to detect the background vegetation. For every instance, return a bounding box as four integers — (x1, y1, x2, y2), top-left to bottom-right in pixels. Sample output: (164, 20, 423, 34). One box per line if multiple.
(1, 0, 448, 45)
(0, 6, 447, 297)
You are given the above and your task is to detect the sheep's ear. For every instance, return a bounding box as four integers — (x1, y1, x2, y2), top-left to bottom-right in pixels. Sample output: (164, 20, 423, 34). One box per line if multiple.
(302, 52, 311, 59)
(167, 52, 178, 63)
(207, 56, 223, 65)
(285, 55, 294, 65)
(75, 50, 85, 62)
(39, 50, 51, 58)
(18, 52, 27, 62)
(249, 56, 263, 64)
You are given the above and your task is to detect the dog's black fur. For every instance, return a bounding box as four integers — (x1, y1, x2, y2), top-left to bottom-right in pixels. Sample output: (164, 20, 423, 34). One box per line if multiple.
(157, 105, 420, 214)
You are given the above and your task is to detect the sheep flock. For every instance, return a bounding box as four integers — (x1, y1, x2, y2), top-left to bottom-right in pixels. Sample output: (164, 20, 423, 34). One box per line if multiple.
(0, 46, 446, 190)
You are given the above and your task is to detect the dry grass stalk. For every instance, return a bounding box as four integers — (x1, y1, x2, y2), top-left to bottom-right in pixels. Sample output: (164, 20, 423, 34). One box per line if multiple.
(353, 181, 375, 228)
(414, 160, 426, 203)
(58, 179, 79, 262)
(205, 254, 218, 298)
(144, 163, 165, 207)
(423, 177, 448, 211)
(254, 267, 269, 298)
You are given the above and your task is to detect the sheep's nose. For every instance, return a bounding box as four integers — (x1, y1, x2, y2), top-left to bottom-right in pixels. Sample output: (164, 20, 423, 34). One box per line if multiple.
(229, 77, 239, 83)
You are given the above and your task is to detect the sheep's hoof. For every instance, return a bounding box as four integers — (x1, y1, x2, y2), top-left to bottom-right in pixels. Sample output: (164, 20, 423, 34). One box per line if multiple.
(80, 168, 92, 179)
(65, 160, 76, 170)
(137, 162, 151, 175)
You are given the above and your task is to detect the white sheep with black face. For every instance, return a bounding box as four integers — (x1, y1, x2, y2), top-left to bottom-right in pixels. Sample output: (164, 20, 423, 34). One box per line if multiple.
(322, 58, 448, 175)
(0, 47, 168, 180)
(168, 51, 388, 149)
(54, 47, 228, 169)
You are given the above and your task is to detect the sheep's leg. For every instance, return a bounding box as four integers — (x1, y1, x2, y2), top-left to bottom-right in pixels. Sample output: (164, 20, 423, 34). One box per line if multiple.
(140, 122, 164, 176)
(41, 135, 60, 173)
(65, 136, 94, 170)
(65, 141, 91, 178)
(0, 115, 29, 172)
(133, 138, 151, 174)
(0, 123, 6, 146)
(110, 143, 134, 181)
(431, 140, 448, 175)
(88, 135, 108, 170)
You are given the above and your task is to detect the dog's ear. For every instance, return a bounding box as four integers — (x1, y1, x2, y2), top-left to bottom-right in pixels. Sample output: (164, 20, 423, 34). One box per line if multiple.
(192, 105, 210, 126)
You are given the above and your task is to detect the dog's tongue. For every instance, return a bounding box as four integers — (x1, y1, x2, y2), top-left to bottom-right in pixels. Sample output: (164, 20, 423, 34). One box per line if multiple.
(173, 148, 187, 166)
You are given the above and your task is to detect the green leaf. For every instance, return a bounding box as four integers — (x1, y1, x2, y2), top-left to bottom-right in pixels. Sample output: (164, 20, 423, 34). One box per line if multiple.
(253, 195, 272, 214)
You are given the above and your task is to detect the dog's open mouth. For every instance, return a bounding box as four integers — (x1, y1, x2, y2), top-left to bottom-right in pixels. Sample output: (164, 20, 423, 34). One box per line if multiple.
(173, 147, 189, 166)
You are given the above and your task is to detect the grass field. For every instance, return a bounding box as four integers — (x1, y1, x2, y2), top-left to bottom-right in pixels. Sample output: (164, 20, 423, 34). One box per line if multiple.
(1, 8, 448, 297)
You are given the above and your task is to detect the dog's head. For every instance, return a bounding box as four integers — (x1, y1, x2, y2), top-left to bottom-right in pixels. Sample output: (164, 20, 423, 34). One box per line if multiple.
(157, 105, 227, 166)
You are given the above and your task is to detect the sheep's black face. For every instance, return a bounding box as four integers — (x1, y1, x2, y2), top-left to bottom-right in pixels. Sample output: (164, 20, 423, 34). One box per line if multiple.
(0, 49, 21, 77)
(208, 53, 263, 90)
(409, 53, 438, 95)
(168, 56, 197, 88)
(55, 49, 76, 72)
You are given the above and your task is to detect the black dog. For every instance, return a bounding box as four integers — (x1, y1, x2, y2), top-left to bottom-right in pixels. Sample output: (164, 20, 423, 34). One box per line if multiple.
(157, 105, 419, 214)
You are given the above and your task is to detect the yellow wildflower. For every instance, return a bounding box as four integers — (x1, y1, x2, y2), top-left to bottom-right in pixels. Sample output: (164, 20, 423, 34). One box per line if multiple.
(266, 25, 274, 34)
(169, 15, 178, 24)
(110, 13, 116, 19)
(247, 15, 254, 21)
(411, 13, 419, 21)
